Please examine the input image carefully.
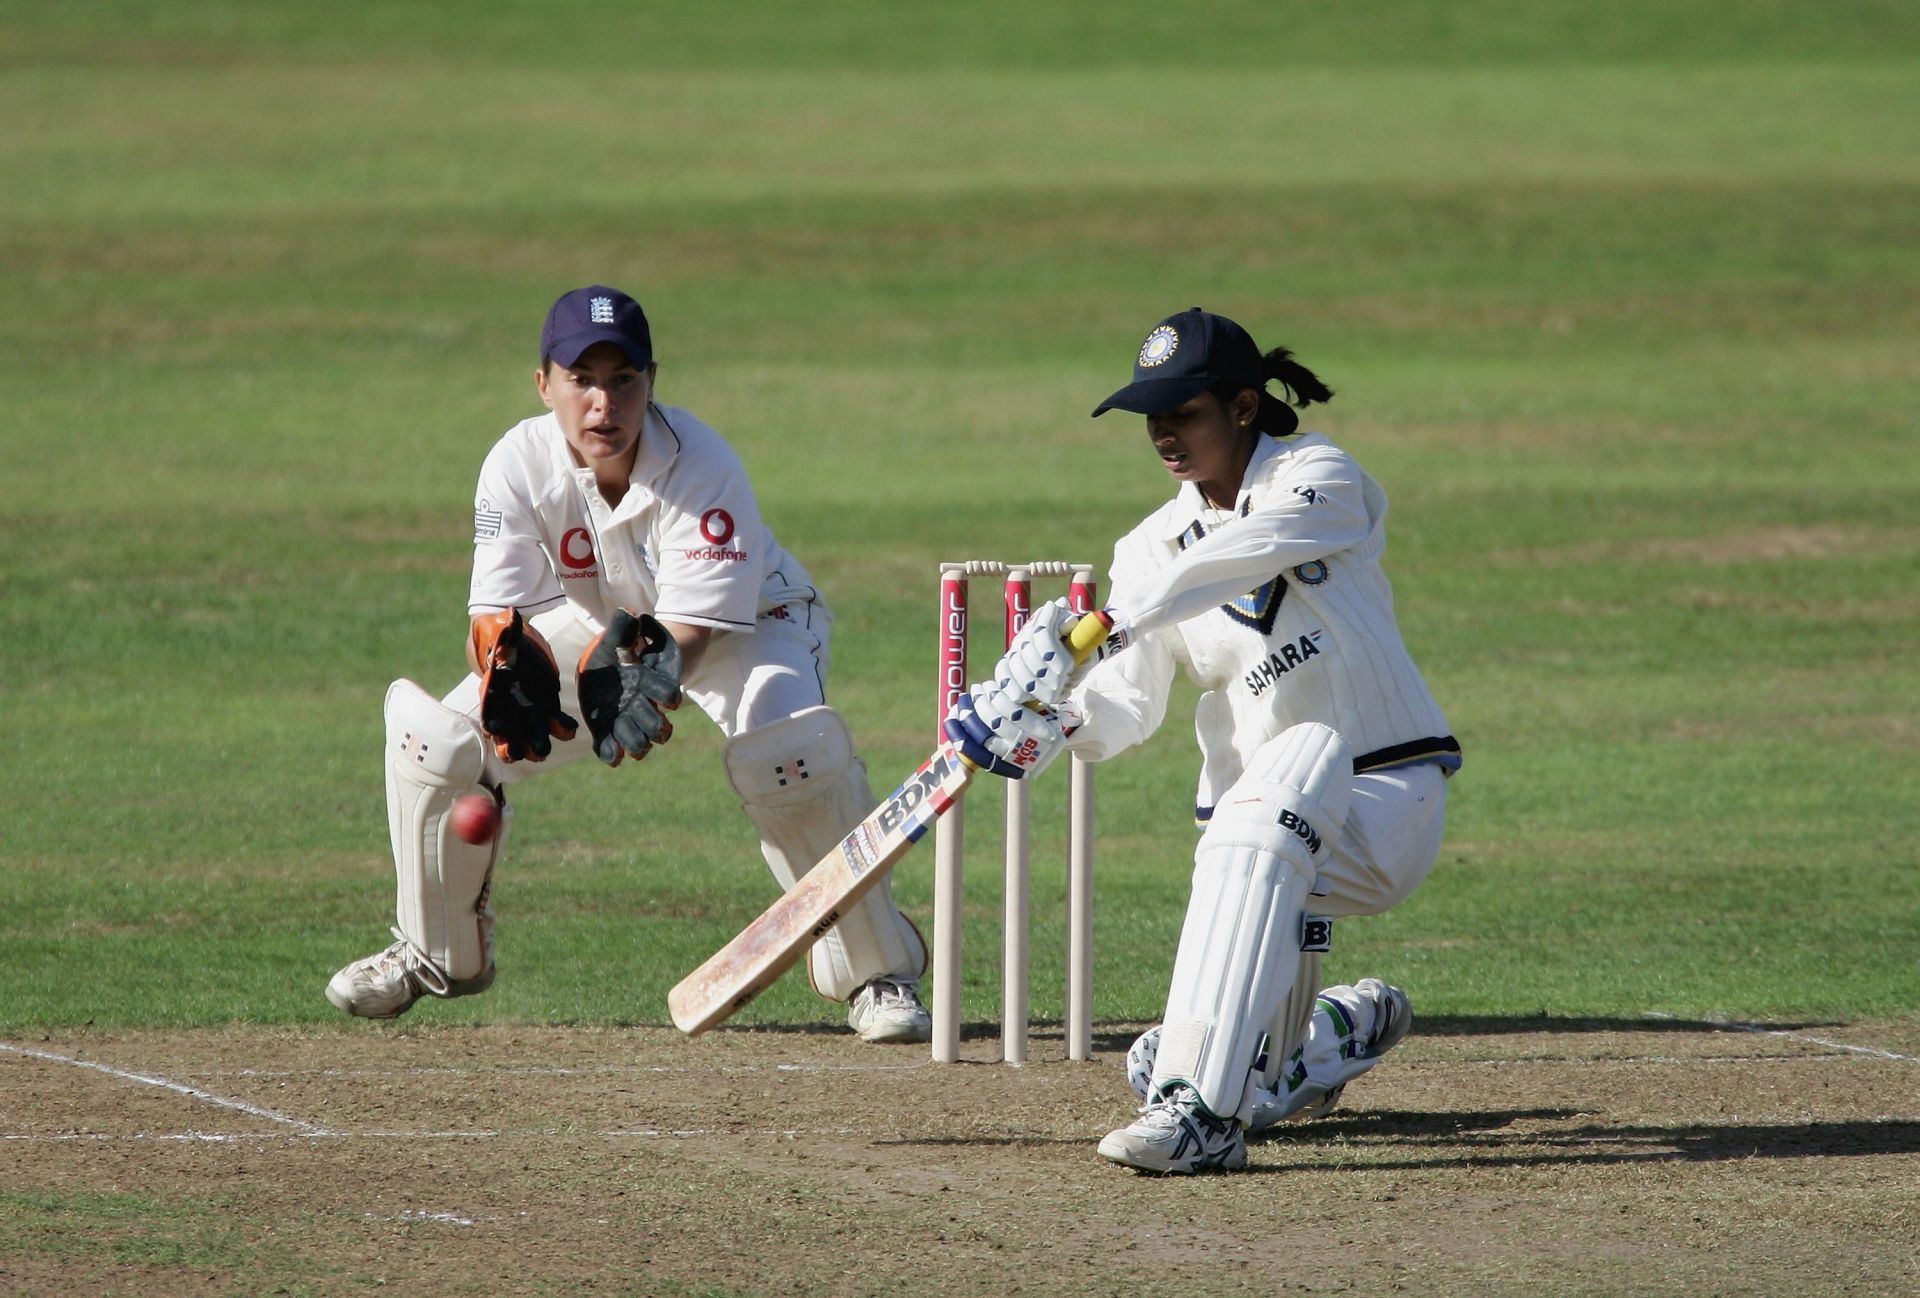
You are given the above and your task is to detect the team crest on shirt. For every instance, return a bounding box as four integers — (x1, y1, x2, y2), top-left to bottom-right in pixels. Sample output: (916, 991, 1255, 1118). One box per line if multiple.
(1138, 325, 1179, 368)
(1177, 502, 1287, 635)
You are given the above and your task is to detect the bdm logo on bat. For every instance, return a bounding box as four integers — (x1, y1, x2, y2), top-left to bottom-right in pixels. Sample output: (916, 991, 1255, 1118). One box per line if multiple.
(874, 749, 963, 837)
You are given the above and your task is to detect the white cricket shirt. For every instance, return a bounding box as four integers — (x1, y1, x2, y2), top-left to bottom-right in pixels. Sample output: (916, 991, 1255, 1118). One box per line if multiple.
(468, 404, 818, 632)
(1068, 430, 1460, 818)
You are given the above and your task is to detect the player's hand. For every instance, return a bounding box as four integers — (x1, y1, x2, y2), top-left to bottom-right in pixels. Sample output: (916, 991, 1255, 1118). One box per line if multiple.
(983, 599, 1120, 711)
(988, 598, 1079, 709)
(577, 610, 684, 768)
(471, 609, 579, 763)
(943, 686, 1075, 781)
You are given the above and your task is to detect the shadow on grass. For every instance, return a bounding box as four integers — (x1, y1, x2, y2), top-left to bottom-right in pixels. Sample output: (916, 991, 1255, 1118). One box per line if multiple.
(1243, 1108, 1920, 1172)
(1080, 1014, 1846, 1052)
(892, 1110, 1920, 1165)
(1412, 1014, 1843, 1036)
(702, 1013, 1847, 1048)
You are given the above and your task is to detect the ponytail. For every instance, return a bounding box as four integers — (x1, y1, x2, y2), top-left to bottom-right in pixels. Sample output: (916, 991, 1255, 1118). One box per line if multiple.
(1262, 347, 1333, 407)
(1231, 346, 1332, 438)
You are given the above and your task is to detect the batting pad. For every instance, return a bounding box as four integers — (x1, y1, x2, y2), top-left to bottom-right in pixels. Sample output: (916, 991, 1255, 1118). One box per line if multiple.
(725, 706, 927, 1002)
(385, 679, 505, 986)
(1153, 723, 1353, 1121)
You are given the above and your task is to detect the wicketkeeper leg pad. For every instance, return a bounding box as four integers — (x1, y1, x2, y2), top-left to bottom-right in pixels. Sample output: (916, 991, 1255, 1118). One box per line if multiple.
(725, 705, 927, 1002)
(385, 679, 508, 988)
(1152, 722, 1353, 1122)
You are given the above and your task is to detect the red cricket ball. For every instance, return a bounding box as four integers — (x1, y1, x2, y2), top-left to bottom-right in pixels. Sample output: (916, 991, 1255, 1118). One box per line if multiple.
(450, 794, 501, 845)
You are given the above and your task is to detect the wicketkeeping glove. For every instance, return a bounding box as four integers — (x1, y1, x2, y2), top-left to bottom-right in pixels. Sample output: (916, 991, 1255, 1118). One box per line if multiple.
(470, 609, 579, 763)
(943, 686, 1078, 781)
(577, 610, 684, 767)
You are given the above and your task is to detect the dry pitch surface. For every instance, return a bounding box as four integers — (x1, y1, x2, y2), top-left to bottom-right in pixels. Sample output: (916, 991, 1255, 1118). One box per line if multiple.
(4, 1018, 1917, 1296)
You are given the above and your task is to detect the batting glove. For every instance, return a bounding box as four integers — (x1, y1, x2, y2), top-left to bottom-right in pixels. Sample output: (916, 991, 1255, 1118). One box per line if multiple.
(943, 686, 1078, 781)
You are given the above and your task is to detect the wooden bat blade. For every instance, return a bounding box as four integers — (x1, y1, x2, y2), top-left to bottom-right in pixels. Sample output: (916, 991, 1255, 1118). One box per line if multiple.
(667, 743, 975, 1036)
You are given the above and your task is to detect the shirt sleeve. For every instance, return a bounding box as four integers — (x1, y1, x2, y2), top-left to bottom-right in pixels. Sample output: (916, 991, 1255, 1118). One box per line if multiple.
(651, 442, 764, 631)
(1108, 446, 1373, 637)
(1062, 530, 1179, 760)
(1063, 626, 1177, 761)
(468, 446, 564, 615)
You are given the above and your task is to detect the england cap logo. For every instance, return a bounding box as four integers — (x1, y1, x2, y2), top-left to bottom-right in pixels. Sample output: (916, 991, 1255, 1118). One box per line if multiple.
(541, 285, 654, 369)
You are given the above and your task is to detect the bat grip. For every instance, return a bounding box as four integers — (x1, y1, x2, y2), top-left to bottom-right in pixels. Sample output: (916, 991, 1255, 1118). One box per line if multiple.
(1065, 609, 1113, 664)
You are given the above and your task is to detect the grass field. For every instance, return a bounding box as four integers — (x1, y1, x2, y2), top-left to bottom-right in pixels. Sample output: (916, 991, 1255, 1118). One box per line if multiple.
(3, 2, 1918, 1293)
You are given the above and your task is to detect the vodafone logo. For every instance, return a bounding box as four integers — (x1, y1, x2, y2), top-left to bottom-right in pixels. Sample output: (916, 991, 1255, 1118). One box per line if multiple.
(699, 509, 735, 545)
(559, 527, 596, 571)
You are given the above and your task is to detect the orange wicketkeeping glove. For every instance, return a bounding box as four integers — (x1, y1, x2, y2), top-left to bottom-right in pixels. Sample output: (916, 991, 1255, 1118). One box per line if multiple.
(468, 609, 579, 763)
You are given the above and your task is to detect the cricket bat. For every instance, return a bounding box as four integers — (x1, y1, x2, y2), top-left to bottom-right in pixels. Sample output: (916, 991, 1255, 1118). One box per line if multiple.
(666, 610, 1112, 1036)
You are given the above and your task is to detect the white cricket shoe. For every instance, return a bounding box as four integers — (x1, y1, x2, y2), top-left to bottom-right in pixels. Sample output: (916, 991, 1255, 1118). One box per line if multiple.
(847, 977, 931, 1044)
(326, 928, 492, 1019)
(1098, 1083, 1247, 1174)
(1292, 977, 1413, 1121)
(1122, 979, 1415, 1128)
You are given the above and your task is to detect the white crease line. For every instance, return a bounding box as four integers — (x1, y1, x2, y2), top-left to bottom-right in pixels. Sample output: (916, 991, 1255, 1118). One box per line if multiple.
(1643, 1014, 1919, 1062)
(0, 1042, 337, 1135)
(1729, 1027, 1918, 1062)
(4, 1132, 300, 1143)
(3, 1125, 864, 1144)
(198, 1060, 931, 1079)
(377, 1210, 477, 1226)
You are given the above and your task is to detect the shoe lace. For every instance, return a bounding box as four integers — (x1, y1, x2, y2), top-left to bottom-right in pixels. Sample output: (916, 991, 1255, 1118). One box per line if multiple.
(1140, 1083, 1236, 1142)
(1135, 1082, 1197, 1127)
(383, 927, 450, 996)
(864, 978, 918, 1011)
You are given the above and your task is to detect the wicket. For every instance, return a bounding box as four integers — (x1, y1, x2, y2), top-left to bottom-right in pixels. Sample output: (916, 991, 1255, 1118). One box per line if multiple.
(933, 560, 1097, 1064)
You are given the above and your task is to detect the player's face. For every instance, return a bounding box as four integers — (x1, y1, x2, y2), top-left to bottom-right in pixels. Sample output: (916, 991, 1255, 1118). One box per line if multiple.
(537, 342, 653, 473)
(1145, 390, 1259, 507)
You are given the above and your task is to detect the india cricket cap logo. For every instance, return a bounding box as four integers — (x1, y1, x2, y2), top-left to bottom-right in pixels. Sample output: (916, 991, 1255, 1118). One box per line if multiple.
(1138, 325, 1179, 368)
(589, 296, 615, 324)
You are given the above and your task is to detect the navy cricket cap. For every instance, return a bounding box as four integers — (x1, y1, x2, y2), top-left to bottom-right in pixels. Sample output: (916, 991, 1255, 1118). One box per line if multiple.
(540, 285, 654, 369)
(1091, 307, 1265, 417)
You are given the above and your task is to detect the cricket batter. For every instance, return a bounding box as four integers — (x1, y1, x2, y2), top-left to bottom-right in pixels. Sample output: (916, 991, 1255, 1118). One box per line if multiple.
(327, 285, 932, 1043)
(947, 308, 1462, 1170)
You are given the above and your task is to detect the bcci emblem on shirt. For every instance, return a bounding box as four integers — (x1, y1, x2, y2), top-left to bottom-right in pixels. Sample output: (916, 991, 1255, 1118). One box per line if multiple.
(1177, 508, 1287, 636)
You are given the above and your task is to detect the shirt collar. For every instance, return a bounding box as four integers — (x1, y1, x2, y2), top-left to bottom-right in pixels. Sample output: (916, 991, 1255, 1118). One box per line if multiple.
(628, 402, 680, 487)
(1157, 432, 1298, 540)
(549, 403, 680, 496)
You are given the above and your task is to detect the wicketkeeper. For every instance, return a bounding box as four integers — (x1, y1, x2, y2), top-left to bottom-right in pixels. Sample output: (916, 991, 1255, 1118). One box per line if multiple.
(947, 308, 1463, 1171)
(327, 285, 931, 1043)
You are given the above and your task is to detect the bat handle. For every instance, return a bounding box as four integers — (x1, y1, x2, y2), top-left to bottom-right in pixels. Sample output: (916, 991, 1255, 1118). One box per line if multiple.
(1064, 609, 1114, 665)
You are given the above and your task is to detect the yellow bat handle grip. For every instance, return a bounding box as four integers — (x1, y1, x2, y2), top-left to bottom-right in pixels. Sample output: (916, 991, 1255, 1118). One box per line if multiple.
(1066, 610, 1113, 664)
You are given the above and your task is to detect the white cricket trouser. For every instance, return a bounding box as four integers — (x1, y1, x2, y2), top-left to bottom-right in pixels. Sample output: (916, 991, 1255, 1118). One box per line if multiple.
(1309, 764, 1450, 916)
